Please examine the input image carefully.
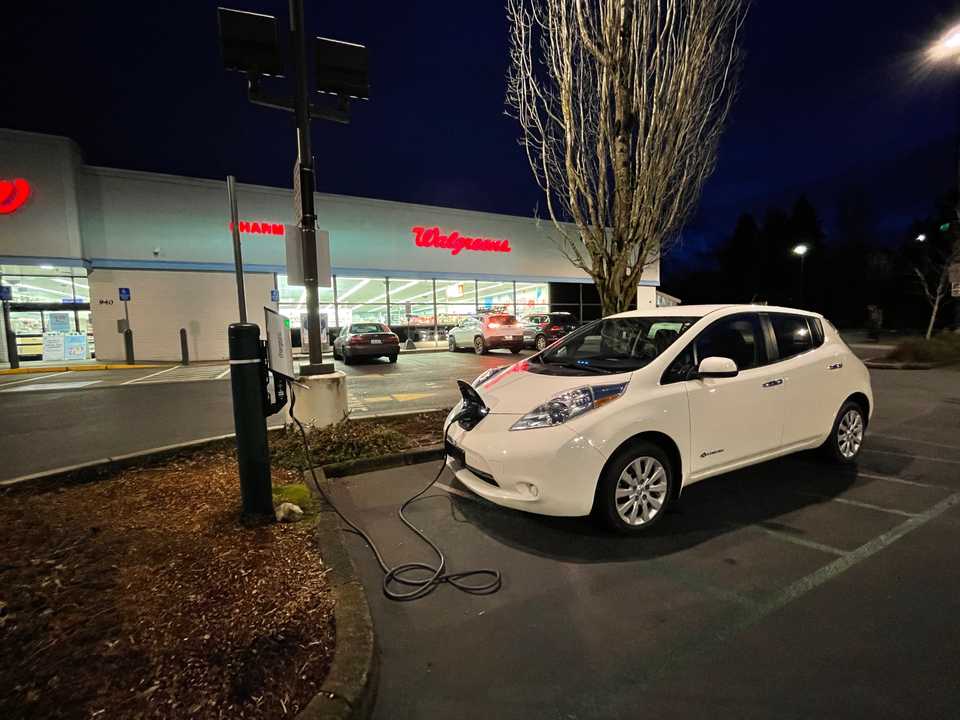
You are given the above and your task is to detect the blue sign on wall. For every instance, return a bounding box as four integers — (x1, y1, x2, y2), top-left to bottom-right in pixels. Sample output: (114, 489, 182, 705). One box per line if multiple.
(118, 287, 131, 301)
(0, 286, 10, 301)
(271, 288, 280, 302)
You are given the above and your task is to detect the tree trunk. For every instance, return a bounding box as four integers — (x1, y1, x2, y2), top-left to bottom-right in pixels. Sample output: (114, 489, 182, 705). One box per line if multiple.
(926, 293, 940, 340)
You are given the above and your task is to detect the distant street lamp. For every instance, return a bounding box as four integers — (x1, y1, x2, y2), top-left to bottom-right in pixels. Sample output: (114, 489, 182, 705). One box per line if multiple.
(924, 21, 960, 330)
(916, 233, 927, 242)
(792, 243, 809, 305)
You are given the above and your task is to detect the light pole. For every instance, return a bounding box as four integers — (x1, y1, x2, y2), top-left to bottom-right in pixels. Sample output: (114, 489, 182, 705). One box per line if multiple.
(792, 243, 809, 305)
(925, 22, 960, 328)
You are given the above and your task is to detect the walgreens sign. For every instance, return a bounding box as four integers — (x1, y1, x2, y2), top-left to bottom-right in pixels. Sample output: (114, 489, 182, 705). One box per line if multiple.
(412, 226, 511, 255)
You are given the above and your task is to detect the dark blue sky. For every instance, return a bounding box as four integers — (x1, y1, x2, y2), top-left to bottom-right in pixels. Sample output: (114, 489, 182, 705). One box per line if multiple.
(2, 1, 958, 264)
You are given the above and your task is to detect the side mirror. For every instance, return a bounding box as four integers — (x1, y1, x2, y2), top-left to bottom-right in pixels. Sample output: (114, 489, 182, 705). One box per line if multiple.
(697, 356, 738, 379)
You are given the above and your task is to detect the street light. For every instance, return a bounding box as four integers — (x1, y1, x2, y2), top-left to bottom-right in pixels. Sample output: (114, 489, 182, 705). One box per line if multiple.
(927, 22, 960, 64)
(916, 233, 927, 242)
(792, 243, 809, 305)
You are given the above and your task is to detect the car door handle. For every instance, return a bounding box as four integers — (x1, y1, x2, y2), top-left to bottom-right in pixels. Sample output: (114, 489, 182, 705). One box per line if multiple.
(828, 362, 843, 370)
(762, 378, 784, 388)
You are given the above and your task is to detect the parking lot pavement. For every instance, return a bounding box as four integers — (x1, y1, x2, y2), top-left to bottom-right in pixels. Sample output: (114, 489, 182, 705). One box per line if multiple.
(328, 370, 960, 719)
(0, 350, 529, 416)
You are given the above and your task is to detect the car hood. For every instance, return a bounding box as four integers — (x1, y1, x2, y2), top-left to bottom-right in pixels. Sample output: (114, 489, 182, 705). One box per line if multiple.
(472, 360, 632, 414)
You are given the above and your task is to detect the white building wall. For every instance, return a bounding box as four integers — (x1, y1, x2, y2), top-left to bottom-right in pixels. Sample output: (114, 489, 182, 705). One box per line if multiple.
(89, 269, 277, 362)
(0, 129, 84, 262)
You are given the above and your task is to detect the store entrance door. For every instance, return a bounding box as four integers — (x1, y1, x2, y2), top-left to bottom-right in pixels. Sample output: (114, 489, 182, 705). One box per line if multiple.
(7, 302, 92, 361)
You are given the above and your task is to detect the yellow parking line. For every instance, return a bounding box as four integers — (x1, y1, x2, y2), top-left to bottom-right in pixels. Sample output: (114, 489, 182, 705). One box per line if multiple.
(391, 392, 436, 402)
(365, 395, 393, 403)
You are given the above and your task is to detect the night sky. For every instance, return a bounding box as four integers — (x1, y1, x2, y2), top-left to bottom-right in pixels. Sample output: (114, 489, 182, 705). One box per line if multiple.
(2, 1, 958, 268)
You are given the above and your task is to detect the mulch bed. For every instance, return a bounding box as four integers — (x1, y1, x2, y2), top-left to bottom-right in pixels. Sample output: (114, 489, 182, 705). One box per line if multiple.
(0, 447, 334, 720)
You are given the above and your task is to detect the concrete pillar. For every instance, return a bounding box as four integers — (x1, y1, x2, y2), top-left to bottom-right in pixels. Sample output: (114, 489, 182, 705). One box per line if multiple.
(287, 370, 348, 428)
(637, 285, 657, 309)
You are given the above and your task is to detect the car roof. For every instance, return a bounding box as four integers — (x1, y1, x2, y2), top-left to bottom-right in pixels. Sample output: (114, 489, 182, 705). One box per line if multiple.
(607, 304, 824, 320)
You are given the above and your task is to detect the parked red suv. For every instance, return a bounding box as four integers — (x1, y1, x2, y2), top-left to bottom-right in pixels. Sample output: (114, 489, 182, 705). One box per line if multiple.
(521, 312, 579, 351)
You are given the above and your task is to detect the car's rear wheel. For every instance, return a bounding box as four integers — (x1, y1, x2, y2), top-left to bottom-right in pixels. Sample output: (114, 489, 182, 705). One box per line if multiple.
(342, 350, 353, 365)
(596, 441, 675, 533)
(510, 346, 522, 354)
(448, 336, 456, 352)
(474, 336, 487, 355)
(822, 400, 865, 463)
(388, 354, 398, 363)
(535, 335, 548, 351)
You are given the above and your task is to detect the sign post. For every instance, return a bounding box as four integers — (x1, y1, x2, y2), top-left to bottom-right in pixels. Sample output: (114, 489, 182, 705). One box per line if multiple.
(118, 288, 134, 364)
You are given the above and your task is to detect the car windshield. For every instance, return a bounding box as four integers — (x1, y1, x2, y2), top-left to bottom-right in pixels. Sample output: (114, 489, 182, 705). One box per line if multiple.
(350, 323, 386, 334)
(534, 316, 698, 374)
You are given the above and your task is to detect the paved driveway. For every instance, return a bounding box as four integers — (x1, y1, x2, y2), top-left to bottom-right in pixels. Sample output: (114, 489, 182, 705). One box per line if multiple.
(328, 367, 960, 719)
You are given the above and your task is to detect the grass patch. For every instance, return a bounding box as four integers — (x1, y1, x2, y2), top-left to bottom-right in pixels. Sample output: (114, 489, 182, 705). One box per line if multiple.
(272, 482, 318, 515)
(886, 332, 960, 363)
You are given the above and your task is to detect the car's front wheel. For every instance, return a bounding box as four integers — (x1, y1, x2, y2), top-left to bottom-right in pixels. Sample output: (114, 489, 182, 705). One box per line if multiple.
(448, 336, 457, 352)
(596, 441, 675, 533)
(822, 400, 866, 463)
(535, 334, 548, 351)
(474, 336, 487, 355)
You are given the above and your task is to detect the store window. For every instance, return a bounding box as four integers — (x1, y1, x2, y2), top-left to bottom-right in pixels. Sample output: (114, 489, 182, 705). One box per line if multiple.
(516, 282, 549, 318)
(387, 279, 435, 326)
(478, 281, 514, 316)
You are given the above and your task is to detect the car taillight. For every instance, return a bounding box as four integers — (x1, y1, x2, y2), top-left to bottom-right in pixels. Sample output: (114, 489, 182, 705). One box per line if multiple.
(549, 325, 562, 332)
(487, 322, 500, 328)
(348, 336, 364, 345)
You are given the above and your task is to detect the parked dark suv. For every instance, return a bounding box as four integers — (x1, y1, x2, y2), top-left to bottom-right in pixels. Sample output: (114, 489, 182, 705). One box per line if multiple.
(522, 312, 579, 351)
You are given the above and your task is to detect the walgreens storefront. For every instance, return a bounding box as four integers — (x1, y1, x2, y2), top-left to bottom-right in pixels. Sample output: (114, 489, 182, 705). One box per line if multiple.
(0, 129, 660, 362)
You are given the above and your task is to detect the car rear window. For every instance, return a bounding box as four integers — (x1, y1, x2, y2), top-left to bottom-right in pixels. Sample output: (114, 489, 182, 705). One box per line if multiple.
(549, 313, 576, 323)
(486, 315, 518, 325)
(350, 323, 387, 334)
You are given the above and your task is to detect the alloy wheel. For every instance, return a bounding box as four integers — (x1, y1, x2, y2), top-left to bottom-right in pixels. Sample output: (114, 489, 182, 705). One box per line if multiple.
(474, 337, 484, 354)
(448, 336, 456, 351)
(535, 335, 547, 350)
(615, 456, 668, 526)
(838, 408, 863, 459)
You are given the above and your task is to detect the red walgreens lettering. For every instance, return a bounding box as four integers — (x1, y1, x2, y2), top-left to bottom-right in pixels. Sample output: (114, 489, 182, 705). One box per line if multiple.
(411, 226, 512, 255)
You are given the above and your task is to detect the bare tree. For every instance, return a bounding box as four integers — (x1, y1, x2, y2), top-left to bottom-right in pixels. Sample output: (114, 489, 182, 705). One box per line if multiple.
(912, 230, 960, 340)
(507, 0, 747, 314)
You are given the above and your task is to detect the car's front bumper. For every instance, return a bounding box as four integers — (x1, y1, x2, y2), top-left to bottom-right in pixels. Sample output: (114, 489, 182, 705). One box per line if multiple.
(444, 412, 606, 517)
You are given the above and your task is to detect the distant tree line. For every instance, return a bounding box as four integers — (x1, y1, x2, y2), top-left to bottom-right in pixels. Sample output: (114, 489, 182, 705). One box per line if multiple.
(666, 191, 959, 331)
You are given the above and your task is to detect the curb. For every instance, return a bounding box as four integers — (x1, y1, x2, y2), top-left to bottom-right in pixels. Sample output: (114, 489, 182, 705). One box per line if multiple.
(0, 363, 165, 375)
(299, 468, 378, 720)
(865, 358, 960, 370)
(322, 444, 445, 478)
(0, 427, 285, 488)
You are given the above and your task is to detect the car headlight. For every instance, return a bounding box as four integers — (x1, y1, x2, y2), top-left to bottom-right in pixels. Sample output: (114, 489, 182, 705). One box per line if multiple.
(473, 365, 509, 387)
(510, 382, 628, 431)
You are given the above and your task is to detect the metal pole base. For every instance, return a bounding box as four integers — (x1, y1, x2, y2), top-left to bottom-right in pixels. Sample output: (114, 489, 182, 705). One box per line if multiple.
(299, 362, 335, 376)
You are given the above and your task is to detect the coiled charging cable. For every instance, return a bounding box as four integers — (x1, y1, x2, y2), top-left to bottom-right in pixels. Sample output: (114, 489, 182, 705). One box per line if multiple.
(289, 384, 502, 601)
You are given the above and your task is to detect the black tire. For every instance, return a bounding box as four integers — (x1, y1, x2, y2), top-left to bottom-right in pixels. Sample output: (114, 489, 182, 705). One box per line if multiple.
(448, 336, 457, 352)
(388, 354, 398, 364)
(595, 440, 675, 533)
(510, 346, 522, 354)
(332, 346, 340, 360)
(821, 400, 866, 464)
(535, 335, 548, 351)
(342, 350, 353, 366)
(474, 336, 487, 355)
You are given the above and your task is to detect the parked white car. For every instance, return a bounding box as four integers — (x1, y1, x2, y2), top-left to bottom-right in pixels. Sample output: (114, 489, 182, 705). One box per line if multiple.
(444, 305, 873, 533)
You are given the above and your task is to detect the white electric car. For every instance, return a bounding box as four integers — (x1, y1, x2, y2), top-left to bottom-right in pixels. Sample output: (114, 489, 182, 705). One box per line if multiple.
(444, 305, 873, 533)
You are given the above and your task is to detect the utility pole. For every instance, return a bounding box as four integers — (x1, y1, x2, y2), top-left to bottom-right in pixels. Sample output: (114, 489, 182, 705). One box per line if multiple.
(289, 0, 324, 375)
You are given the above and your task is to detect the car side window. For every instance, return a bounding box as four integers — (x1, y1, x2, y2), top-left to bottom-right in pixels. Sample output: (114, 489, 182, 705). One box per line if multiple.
(662, 314, 766, 384)
(770, 314, 814, 359)
(808, 317, 825, 347)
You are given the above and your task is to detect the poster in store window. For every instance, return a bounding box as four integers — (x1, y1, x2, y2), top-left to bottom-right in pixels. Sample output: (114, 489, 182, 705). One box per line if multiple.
(64, 334, 88, 360)
(42, 333, 65, 361)
(48, 312, 73, 333)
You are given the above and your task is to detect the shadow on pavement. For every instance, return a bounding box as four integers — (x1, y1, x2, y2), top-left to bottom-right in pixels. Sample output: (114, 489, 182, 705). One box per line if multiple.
(445, 451, 860, 563)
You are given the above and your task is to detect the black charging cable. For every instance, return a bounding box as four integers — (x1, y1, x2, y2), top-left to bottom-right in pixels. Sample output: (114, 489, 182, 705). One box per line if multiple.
(288, 385, 502, 601)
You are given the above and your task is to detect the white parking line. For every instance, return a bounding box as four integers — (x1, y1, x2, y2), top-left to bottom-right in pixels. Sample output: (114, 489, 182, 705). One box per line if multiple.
(863, 448, 960, 465)
(789, 490, 918, 518)
(720, 492, 960, 640)
(0, 370, 70, 387)
(856, 470, 948, 490)
(871, 433, 960, 451)
(748, 523, 848, 557)
(215, 367, 231, 380)
(123, 365, 180, 385)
